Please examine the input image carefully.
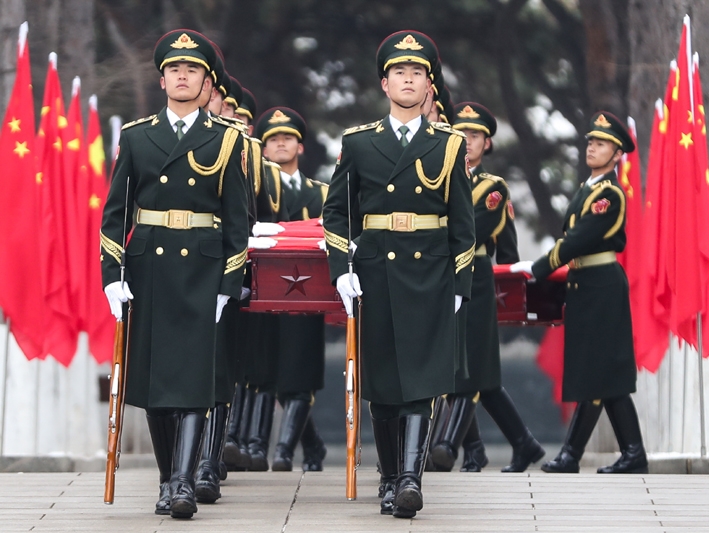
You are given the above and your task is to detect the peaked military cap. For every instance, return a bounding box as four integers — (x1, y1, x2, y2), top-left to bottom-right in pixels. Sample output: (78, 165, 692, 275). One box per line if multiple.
(225, 76, 244, 110)
(439, 86, 455, 125)
(154, 29, 217, 78)
(254, 107, 306, 142)
(212, 52, 231, 98)
(453, 102, 497, 137)
(586, 111, 635, 153)
(236, 88, 257, 120)
(376, 30, 440, 79)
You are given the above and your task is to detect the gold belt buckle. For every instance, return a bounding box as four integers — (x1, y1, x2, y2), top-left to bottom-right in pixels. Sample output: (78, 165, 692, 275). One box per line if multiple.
(390, 212, 415, 232)
(167, 209, 192, 229)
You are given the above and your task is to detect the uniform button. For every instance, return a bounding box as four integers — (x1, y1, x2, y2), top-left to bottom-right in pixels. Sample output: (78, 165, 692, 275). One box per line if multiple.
(160, 175, 168, 183)
(414, 251, 421, 259)
(574, 283, 579, 289)
(387, 184, 395, 192)
(100, 254, 104, 262)
(181, 248, 189, 256)
(188, 178, 196, 186)
(156, 247, 164, 255)
(387, 252, 396, 260)
(567, 282, 571, 288)
(415, 186, 422, 194)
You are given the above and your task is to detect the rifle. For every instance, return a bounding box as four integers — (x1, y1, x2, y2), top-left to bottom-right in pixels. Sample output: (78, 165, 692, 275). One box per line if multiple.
(104, 176, 131, 505)
(345, 172, 361, 500)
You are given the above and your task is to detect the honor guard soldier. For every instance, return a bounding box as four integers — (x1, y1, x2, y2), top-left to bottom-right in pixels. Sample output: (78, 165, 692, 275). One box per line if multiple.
(430, 102, 545, 473)
(253, 107, 329, 473)
(323, 31, 475, 518)
(512, 111, 648, 474)
(100, 29, 249, 518)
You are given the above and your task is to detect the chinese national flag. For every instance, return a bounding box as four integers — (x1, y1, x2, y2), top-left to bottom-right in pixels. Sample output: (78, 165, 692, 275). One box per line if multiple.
(535, 326, 573, 421)
(0, 23, 44, 360)
(36, 53, 77, 365)
(85, 95, 113, 363)
(616, 117, 642, 294)
(63, 77, 89, 331)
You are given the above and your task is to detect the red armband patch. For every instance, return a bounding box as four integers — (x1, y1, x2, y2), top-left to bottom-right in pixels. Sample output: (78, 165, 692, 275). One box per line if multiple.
(336, 151, 342, 166)
(591, 198, 610, 214)
(486, 191, 503, 210)
(241, 149, 247, 175)
(507, 201, 515, 220)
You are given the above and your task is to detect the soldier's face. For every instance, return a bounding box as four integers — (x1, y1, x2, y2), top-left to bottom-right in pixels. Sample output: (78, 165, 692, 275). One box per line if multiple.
(221, 101, 236, 118)
(208, 89, 223, 116)
(586, 138, 621, 170)
(160, 62, 208, 102)
(464, 130, 490, 168)
(264, 133, 302, 165)
(382, 64, 431, 109)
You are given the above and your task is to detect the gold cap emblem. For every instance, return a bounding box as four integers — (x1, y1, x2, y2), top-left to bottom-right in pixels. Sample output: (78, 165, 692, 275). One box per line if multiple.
(171, 33, 199, 50)
(594, 114, 612, 128)
(458, 105, 480, 119)
(394, 34, 424, 51)
(268, 110, 291, 124)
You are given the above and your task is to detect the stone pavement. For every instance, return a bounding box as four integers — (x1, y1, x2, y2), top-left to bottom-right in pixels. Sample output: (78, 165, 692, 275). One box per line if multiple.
(1, 465, 709, 532)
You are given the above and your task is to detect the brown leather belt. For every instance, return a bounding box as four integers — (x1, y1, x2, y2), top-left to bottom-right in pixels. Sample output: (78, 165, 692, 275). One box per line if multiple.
(136, 208, 216, 230)
(362, 213, 447, 232)
(569, 251, 617, 269)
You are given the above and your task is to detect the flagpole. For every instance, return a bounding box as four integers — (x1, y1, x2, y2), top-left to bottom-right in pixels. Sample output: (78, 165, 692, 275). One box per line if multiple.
(698, 313, 706, 457)
(0, 315, 10, 456)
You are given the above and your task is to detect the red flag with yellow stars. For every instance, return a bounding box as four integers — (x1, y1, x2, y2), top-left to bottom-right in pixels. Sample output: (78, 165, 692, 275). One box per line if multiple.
(0, 23, 44, 360)
(36, 52, 77, 365)
(616, 117, 642, 295)
(63, 76, 89, 331)
(85, 95, 113, 364)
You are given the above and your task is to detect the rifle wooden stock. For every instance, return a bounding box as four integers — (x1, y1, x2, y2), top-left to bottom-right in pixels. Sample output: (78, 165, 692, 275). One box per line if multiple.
(104, 304, 131, 504)
(345, 305, 360, 500)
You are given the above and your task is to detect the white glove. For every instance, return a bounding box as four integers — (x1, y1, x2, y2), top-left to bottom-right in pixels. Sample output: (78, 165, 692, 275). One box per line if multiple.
(317, 218, 324, 225)
(104, 281, 134, 320)
(251, 221, 285, 237)
(349, 241, 357, 255)
(455, 295, 463, 313)
(216, 294, 230, 323)
(248, 236, 278, 249)
(240, 287, 252, 301)
(510, 260, 534, 275)
(317, 239, 327, 251)
(336, 272, 362, 316)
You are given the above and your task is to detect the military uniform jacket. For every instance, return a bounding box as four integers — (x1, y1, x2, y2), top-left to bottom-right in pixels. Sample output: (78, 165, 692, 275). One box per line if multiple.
(101, 107, 249, 409)
(531, 170, 635, 401)
(456, 166, 513, 394)
(323, 116, 475, 404)
(282, 172, 328, 221)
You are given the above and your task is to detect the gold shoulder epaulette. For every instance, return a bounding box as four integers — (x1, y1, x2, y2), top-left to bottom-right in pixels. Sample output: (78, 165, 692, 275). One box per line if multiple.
(590, 179, 612, 190)
(343, 120, 382, 136)
(308, 178, 329, 188)
(430, 121, 465, 138)
(212, 115, 246, 132)
(264, 160, 281, 170)
(478, 172, 505, 183)
(121, 115, 157, 130)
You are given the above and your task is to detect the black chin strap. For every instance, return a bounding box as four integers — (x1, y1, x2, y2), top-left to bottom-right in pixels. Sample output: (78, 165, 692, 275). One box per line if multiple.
(600, 147, 620, 170)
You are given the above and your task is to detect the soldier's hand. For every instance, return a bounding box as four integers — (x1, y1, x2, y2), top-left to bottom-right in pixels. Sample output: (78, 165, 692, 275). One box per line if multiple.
(336, 273, 362, 317)
(252, 221, 285, 237)
(248, 236, 278, 249)
(216, 294, 230, 323)
(455, 295, 463, 313)
(510, 260, 534, 276)
(104, 281, 134, 320)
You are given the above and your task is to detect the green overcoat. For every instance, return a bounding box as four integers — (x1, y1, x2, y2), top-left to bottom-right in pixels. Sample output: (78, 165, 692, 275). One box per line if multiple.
(101, 107, 249, 409)
(323, 116, 475, 404)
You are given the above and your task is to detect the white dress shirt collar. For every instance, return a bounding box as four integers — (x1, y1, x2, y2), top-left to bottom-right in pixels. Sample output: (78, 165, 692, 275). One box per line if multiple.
(166, 107, 200, 134)
(389, 115, 422, 143)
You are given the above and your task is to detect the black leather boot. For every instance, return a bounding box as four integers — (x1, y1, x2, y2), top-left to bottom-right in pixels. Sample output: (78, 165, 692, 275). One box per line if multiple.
(430, 396, 476, 471)
(195, 404, 228, 503)
(541, 401, 603, 473)
(223, 384, 250, 471)
(425, 396, 449, 472)
(393, 414, 431, 519)
(300, 414, 327, 471)
(247, 391, 275, 471)
(146, 410, 176, 515)
(272, 399, 311, 471)
(170, 410, 207, 519)
(481, 387, 545, 472)
(372, 417, 398, 515)
(597, 395, 648, 474)
(460, 413, 488, 472)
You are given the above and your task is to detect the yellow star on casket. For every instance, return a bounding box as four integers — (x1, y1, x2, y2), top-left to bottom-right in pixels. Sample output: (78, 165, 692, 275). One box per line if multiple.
(89, 194, 101, 209)
(679, 132, 694, 149)
(13, 141, 30, 158)
(8, 117, 21, 133)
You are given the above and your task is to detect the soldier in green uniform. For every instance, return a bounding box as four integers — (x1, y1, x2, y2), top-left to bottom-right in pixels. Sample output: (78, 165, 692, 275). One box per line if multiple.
(253, 108, 329, 472)
(430, 102, 544, 473)
(101, 30, 249, 518)
(323, 31, 475, 518)
(512, 111, 648, 474)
